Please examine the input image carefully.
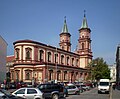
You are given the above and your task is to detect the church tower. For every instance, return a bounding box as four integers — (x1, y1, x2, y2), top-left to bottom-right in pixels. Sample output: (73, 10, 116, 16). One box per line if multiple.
(77, 12, 93, 68)
(59, 17, 71, 51)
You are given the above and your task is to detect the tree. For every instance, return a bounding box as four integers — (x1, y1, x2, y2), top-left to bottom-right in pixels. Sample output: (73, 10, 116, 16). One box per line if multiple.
(89, 57, 110, 81)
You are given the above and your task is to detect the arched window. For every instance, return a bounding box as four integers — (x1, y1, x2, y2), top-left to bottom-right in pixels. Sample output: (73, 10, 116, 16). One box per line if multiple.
(62, 46, 64, 50)
(25, 70, 32, 80)
(15, 70, 19, 81)
(48, 52, 51, 62)
(61, 55, 64, 64)
(55, 54, 58, 63)
(82, 43, 84, 50)
(15, 48, 19, 59)
(49, 70, 53, 80)
(39, 50, 44, 61)
(64, 71, 67, 80)
(76, 59, 79, 66)
(72, 58, 74, 66)
(26, 51, 30, 59)
(25, 48, 32, 59)
(26, 72, 30, 80)
(66, 57, 69, 65)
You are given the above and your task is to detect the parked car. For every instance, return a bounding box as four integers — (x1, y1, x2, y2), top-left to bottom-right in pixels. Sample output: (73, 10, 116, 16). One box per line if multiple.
(0, 83, 9, 90)
(26, 82, 33, 87)
(63, 86, 68, 97)
(16, 82, 27, 89)
(84, 82, 93, 88)
(65, 83, 80, 95)
(1, 83, 5, 89)
(0, 89, 25, 99)
(81, 84, 90, 91)
(75, 84, 84, 93)
(12, 87, 44, 99)
(9, 82, 16, 89)
(37, 83, 65, 99)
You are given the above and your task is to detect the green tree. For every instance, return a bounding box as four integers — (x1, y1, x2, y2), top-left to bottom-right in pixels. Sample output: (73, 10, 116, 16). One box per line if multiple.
(89, 57, 110, 81)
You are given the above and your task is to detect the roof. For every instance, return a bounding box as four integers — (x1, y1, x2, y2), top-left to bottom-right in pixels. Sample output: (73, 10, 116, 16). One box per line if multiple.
(6, 55, 15, 62)
(81, 14, 88, 29)
(61, 16, 69, 33)
(13, 39, 79, 56)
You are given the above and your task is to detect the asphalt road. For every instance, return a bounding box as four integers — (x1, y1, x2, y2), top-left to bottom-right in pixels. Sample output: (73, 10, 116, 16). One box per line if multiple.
(8, 87, 112, 99)
(66, 87, 109, 99)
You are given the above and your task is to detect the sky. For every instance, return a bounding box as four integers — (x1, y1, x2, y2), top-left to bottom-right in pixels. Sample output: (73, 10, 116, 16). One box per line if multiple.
(0, 0, 120, 65)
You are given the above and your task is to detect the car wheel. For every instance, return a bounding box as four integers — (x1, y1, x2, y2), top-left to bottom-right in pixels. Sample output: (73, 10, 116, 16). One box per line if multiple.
(52, 94, 59, 99)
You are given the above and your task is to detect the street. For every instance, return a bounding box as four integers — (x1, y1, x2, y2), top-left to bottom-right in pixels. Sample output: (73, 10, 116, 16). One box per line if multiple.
(8, 87, 109, 99)
(8, 86, 120, 99)
(66, 87, 109, 99)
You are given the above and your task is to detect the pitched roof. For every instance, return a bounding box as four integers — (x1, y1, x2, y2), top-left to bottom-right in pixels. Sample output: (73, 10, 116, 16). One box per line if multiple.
(6, 55, 15, 62)
(61, 16, 69, 33)
(81, 14, 88, 29)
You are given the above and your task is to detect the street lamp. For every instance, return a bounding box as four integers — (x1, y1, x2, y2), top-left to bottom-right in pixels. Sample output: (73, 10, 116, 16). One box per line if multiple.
(45, 51, 49, 83)
(32, 68, 35, 86)
(46, 58, 49, 82)
(55, 47, 58, 83)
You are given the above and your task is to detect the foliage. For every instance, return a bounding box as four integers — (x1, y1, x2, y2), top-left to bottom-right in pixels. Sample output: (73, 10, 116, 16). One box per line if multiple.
(89, 57, 110, 81)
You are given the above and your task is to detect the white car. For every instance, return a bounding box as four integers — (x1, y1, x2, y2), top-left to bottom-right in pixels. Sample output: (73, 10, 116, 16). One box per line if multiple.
(66, 83, 80, 95)
(98, 79, 110, 94)
(81, 84, 90, 91)
(12, 87, 44, 99)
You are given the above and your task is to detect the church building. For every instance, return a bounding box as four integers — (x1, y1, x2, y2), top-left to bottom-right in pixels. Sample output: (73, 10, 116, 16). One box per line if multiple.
(9, 14, 92, 83)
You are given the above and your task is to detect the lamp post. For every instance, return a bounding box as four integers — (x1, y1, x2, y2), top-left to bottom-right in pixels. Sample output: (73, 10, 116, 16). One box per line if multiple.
(45, 52, 49, 83)
(55, 47, 58, 83)
(47, 59, 48, 82)
(32, 68, 35, 86)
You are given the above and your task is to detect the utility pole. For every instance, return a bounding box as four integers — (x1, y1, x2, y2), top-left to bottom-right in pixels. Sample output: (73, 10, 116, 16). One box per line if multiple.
(55, 47, 58, 83)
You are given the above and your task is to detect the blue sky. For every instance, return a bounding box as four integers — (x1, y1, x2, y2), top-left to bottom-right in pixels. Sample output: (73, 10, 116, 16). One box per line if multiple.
(0, 0, 120, 65)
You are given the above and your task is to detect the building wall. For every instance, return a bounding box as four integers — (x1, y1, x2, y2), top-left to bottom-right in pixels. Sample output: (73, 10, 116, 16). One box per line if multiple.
(9, 40, 88, 83)
(0, 35, 7, 82)
(109, 64, 116, 82)
(116, 45, 120, 85)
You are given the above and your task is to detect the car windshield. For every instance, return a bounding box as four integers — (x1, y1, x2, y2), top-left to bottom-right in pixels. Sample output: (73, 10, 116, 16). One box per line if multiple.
(100, 82, 109, 86)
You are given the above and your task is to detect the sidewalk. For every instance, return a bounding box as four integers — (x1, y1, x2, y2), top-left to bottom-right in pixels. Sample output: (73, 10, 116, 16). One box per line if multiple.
(112, 86, 120, 99)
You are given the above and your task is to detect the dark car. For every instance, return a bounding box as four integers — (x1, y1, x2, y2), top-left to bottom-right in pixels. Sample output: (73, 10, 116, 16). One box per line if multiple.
(63, 86, 68, 97)
(9, 82, 16, 89)
(37, 83, 65, 99)
(0, 89, 25, 99)
(16, 82, 27, 89)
